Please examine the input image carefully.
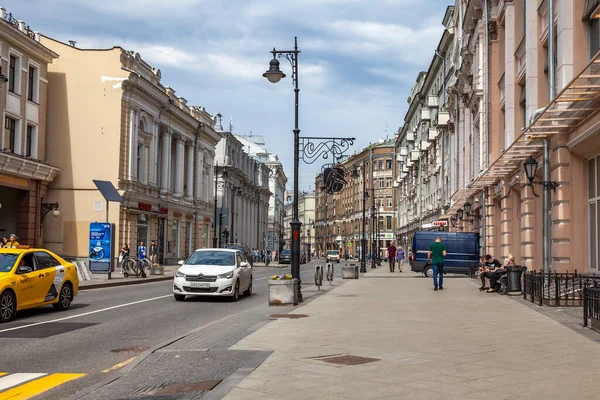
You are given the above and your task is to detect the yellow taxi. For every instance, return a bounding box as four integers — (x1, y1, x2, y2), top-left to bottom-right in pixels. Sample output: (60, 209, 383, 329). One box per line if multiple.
(0, 246, 79, 322)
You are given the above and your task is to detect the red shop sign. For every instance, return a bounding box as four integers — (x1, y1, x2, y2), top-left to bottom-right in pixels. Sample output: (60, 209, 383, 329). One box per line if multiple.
(173, 212, 183, 218)
(159, 207, 168, 215)
(186, 214, 194, 220)
(138, 202, 152, 212)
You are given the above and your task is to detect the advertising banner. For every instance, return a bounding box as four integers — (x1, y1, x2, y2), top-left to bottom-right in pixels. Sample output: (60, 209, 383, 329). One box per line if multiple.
(89, 222, 114, 273)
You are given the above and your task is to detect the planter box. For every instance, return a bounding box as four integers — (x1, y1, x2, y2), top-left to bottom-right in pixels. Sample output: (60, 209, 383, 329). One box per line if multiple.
(268, 279, 299, 306)
(150, 265, 164, 275)
(342, 264, 359, 279)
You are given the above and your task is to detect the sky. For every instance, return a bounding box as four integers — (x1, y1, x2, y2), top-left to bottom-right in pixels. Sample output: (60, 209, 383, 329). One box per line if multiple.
(8, 0, 451, 191)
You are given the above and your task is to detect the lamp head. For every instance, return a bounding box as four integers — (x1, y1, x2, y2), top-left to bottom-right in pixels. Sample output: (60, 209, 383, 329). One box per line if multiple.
(457, 208, 464, 220)
(263, 56, 286, 84)
(450, 216, 457, 227)
(464, 201, 472, 216)
(524, 157, 538, 184)
(351, 167, 359, 179)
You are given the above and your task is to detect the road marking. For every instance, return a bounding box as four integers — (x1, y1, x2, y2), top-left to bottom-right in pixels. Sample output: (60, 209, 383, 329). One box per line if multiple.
(102, 357, 136, 373)
(0, 373, 85, 400)
(0, 294, 172, 334)
(0, 373, 46, 392)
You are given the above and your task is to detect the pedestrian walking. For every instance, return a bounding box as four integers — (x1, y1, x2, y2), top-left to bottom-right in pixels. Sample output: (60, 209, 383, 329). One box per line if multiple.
(387, 241, 397, 272)
(5, 234, 19, 248)
(427, 236, 447, 291)
(150, 241, 158, 264)
(397, 246, 405, 272)
(138, 241, 147, 260)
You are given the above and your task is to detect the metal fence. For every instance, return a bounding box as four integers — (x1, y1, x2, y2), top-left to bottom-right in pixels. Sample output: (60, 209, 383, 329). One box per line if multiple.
(583, 286, 600, 331)
(523, 271, 600, 307)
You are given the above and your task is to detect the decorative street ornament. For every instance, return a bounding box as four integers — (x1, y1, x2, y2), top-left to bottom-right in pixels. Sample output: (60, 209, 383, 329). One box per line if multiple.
(323, 166, 346, 194)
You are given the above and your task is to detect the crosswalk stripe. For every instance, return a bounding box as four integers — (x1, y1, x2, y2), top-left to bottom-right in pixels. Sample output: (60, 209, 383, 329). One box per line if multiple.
(0, 373, 46, 392)
(0, 373, 85, 400)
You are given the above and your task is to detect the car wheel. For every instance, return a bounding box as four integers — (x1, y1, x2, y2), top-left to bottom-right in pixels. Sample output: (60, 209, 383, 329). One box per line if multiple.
(243, 278, 253, 297)
(0, 291, 16, 323)
(53, 283, 73, 311)
(230, 281, 239, 302)
(424, 266, 433, 278)
(174, 294, 186, 301)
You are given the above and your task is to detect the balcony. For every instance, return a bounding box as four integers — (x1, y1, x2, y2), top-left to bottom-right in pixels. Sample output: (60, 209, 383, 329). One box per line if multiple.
(427, 128, 439, 142)
(427, 95, 438, 108)
(420, 108, 431, 121)
(436, 111, 449, 127)
(421, 140, 431, 150)
(410, 150, 420, 162)
(399, 146, 408, 156)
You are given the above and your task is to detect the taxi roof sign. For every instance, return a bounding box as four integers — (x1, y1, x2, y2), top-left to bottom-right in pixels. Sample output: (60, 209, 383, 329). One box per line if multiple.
(16, 245, 31, 249)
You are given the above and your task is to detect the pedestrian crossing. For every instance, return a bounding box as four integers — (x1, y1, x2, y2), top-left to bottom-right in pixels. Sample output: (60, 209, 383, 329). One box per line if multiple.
(0, 372, 85, 400)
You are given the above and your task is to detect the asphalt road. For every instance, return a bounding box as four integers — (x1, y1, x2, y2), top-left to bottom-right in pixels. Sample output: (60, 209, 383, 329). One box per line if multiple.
(0, 260, 329, 399)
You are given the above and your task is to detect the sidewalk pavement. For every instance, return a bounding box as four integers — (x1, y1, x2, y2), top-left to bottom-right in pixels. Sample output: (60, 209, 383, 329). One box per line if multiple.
(79, 265, 178, 290)
(222, 268, 600, 400)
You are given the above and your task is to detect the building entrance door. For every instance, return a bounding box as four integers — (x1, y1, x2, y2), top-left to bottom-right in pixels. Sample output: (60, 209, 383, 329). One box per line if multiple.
(158, 218, 166, 265)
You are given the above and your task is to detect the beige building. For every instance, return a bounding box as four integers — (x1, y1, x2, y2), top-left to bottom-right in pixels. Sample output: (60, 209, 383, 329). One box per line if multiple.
(41, 37, 221, 264)
(0, 9, 59, 246)
(283, 191, 316, 255)
(397, 0, 600, 273)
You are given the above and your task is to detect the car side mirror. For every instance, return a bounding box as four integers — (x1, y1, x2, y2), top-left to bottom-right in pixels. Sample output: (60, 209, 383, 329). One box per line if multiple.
(240, 262, 248, 268)
(178, 260, 184, 265)
(18, 266, 33, 274)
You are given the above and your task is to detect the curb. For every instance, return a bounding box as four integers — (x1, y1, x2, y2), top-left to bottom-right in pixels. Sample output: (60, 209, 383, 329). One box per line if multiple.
(79, 275, 173, 290)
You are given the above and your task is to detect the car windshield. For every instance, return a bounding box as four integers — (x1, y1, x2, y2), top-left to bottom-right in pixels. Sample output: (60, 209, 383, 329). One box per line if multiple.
(0, 254, 18, 272)
(327, 251, 339, 255)
(282, 250, 291, 255)
(185, 251, 235, 266)
(226, 245, 246, 253)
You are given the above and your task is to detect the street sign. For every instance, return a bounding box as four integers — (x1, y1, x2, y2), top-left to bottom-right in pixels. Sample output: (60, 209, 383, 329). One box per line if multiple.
(347, 241, 352, 247)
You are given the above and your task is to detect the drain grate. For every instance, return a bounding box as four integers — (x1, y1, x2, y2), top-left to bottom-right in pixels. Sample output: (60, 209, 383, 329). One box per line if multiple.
(154, 380, 222, 395)
(310, 354, 380, 366)
(111, 346, 150, 353)
(269, 314, 309, 319)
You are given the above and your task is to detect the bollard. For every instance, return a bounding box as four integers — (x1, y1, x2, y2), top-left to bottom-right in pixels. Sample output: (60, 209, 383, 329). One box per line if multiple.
(326, 262, 334, 285)
(314, 264, 323, 290)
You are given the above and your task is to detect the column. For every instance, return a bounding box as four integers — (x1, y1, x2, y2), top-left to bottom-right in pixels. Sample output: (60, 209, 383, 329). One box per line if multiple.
(521, 180, 536, 271)
(485, 187, 497, 258)
(504, 2, 516, 146)
(196, 149, 204, 200)
(551, 133, 573, 272)
(160, 129, 171, 192)
(149, 121, 159, 186)
(186, 142, 194, 199)
(556, 0, 574, 93)
(525, 0, 539, 118)
(500, 183, 513, 259)
(175, 136, 185, 196)
(142, 145, 149, 185)
(128, 107, 138, 181)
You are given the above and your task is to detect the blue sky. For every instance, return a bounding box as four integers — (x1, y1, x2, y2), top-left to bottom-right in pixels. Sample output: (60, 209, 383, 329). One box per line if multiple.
(8, 0, 451, 191)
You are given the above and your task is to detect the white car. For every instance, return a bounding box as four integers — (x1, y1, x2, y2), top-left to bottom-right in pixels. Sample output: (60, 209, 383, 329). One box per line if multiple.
(173, 249, 253, 302)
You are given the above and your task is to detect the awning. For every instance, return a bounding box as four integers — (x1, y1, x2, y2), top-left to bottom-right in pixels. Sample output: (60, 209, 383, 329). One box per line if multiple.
(446, 50, 600, 215)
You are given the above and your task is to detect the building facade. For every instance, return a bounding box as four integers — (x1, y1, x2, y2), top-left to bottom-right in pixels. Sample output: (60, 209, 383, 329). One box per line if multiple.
(314, 141, 397, 259)
(214, 126, 271, 249)
(282, 191, 316, 255)
(398, 0, 600, 273)
(41, 37, 221, 264)
(0, 9, 59, 246)
(396, 7, 455, 250)
(235, 134, 288, 252)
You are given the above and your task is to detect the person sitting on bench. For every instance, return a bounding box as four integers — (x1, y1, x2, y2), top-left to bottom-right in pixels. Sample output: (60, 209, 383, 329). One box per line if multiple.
(487, 254, 515, 293)
(479, 254, 501, 291)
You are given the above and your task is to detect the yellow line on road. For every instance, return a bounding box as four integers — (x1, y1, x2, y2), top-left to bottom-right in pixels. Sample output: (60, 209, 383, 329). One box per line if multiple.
(102, 357, 136, 373)
(0, 373, 85, 400)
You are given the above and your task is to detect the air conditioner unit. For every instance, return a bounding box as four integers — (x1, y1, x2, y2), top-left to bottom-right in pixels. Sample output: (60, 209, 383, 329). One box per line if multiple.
(421, 108, 431, 120)
(410, 150, 420, 162)
(406, 131, 415, 142)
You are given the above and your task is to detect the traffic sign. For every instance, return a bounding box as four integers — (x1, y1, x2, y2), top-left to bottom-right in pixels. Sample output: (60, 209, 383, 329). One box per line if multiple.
(347, 241, 352, 247)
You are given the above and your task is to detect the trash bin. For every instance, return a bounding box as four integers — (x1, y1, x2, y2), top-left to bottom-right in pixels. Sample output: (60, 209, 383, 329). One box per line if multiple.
(507, 266, 523, 294)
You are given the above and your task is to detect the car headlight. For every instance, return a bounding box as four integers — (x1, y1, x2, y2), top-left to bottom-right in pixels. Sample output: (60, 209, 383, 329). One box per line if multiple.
(175, 271, 186, 278)
(217, 271, 234, 279)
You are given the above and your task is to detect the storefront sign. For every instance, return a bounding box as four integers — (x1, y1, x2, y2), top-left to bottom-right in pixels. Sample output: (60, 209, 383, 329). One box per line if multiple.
(173, 212, 183, 218)
(347, 241, 352, 248)
(138, 202, 152, 211)
(160, 207, 168, 215)
(433, 221, 448, 226)
(0, 174, 28, 187)
(89, 222, 114, 274)
(186, 214, 194, 220)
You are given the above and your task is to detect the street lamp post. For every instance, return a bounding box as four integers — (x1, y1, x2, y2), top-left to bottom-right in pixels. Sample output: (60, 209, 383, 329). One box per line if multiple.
(352, 164, 369, 273)
(264, 37, 303, 302)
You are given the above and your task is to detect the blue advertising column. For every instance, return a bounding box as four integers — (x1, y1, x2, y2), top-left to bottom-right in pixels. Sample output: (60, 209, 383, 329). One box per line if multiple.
(89, 222, 115, 279)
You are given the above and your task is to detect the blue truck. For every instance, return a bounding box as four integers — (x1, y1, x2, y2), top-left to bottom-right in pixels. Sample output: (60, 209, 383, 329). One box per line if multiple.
(410, 231, 480, 277)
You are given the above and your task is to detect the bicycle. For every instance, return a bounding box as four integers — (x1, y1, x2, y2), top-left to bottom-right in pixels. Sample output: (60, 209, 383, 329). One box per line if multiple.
(120, 256, 149, 277)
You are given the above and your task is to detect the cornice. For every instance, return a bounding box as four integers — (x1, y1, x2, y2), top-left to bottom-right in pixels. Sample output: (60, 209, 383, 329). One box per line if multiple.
(1, 25, 58, 62)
